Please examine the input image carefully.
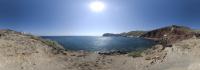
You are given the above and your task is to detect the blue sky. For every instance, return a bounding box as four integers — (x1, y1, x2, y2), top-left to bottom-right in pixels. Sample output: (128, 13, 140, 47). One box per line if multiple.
(0, 0, 200, 36)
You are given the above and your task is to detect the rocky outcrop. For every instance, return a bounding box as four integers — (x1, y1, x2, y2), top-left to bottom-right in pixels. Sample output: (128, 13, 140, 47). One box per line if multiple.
(195, 33, 200, 38)
(143, 45, 167, 64)
(140, 25, 195, 45)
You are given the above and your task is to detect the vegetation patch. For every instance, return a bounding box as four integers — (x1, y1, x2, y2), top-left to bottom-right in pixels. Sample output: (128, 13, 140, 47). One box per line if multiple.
(128, 50, 143, 57)
(29, 35, 65, 53)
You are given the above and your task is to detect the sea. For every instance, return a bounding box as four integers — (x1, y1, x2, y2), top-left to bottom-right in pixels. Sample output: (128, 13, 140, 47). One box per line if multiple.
(42, 36, 156, 53)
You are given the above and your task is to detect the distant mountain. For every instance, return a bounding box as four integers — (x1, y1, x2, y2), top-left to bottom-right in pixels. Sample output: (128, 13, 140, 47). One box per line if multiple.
(103, 31, 146, 37)
(102, 33, 122, 37)
(121, 31, 147, 37)
(140, 25, 196, 45)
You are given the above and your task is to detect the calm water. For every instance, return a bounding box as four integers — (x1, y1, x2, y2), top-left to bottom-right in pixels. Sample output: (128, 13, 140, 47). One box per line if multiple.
(42, 36, 156, 52)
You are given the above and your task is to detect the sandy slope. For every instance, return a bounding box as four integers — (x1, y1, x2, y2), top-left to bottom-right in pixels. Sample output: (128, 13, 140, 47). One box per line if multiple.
(0, 30, 69, 70)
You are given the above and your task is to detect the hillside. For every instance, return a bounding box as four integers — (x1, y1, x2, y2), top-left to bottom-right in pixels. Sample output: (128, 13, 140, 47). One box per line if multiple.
(0, 29, 70, 70)
(120, 31, 147, 37)
(140, 25, 196, 45)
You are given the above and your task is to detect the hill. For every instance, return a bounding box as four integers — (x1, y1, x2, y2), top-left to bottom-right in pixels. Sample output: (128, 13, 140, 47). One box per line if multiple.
(102, 33, 122, 37)
(120, 31, 147, 37)
(103, 31, 146, 37)
(140, 25, 196, 45)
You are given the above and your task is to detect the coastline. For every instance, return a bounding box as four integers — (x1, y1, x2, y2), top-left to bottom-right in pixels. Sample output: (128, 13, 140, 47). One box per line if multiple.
(1, 25, 200, 70)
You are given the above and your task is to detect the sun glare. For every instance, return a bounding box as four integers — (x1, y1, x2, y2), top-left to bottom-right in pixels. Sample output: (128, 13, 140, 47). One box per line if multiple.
(89, 1, 105, 12)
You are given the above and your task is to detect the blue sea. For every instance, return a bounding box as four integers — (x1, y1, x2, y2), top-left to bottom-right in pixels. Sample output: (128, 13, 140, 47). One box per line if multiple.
(42, 36, 156, 52)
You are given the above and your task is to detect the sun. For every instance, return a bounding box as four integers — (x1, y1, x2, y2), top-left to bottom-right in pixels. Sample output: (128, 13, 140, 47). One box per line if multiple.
(89, 1, 105, 12)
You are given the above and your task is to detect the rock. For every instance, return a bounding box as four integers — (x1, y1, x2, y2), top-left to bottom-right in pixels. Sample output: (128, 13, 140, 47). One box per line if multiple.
(143, 45, 167, 64)
(195, 33, 200, 38)
(120, 31, 147, 37)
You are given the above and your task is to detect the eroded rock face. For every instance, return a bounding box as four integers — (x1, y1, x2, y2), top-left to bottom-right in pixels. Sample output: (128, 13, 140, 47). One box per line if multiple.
(141, 25, 195, 45)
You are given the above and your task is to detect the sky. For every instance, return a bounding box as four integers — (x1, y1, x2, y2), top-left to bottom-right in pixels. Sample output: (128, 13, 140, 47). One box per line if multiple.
(0, 0, 200, 36)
